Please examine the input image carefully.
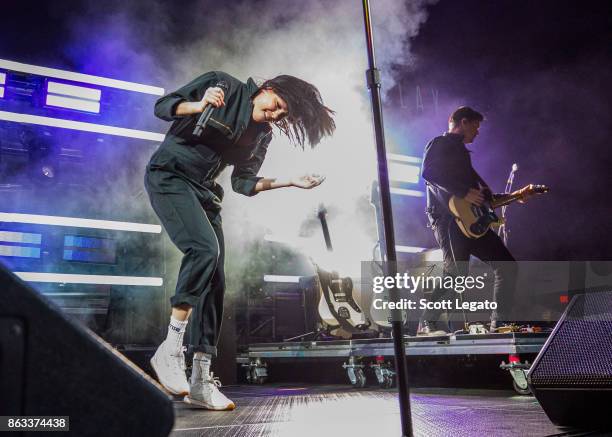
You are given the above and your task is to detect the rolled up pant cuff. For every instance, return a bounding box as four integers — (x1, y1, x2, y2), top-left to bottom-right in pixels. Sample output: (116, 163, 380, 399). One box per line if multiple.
(189, 344, 217, 357)
(170, 294, 201, 308)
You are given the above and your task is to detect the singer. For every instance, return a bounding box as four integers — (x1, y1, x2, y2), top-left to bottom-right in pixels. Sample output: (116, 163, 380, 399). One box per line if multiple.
(416, 106, 518, 336)
(144, 71, 335, 409)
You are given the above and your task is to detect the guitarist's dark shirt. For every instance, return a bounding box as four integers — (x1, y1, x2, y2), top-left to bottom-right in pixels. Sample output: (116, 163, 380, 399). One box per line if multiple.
(422, 132, 491, 224)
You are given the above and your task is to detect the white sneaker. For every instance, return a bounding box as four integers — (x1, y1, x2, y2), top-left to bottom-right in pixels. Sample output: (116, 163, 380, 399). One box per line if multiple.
(184, 373, 235, 410)
(150, 342, 190, 396)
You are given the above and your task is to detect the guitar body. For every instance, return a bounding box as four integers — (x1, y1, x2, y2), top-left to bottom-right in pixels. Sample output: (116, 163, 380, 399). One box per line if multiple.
(448, 184, 549, 239)
(313, 205, 372, 335)
(315, 267, 370, 332)
(315, 273, 340, 329)
(448, 196, 500, 239)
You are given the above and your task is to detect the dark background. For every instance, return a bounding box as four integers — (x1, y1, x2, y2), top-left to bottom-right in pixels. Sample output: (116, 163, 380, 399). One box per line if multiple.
(1, 0, 610, 261)
(392, 0, 611, 260)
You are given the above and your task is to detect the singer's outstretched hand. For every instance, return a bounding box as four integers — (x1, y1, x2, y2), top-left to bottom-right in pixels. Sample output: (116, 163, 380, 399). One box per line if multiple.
(199, 87, 225, 111)
(291, 174, 326, 189)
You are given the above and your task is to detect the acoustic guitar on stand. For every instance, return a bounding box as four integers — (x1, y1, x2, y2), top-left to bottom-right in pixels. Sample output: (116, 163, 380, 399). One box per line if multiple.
(448, 184, 549, 239)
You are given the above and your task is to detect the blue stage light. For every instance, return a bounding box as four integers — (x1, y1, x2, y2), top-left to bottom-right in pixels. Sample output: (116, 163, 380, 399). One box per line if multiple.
(0, 245, 41, 258)
(0, 58, 164, 95)
(0, 230, 42, 244)
(45, 80, 102, 113)
(47, 81, 101, 101)
(63, 235, 117, 264)
(0, 231, 42, 258)
(13, 272, 163, 286)
(388, 162, 420, 184)
(45, 94, 101, 113)
(263, 275, 301, 283)
(395, 245, 426, 253)
(386, 153, 422, 164)
(0, 212, 162, 233)
(0, 111, 164, 141)
(389, 187, 425, 197)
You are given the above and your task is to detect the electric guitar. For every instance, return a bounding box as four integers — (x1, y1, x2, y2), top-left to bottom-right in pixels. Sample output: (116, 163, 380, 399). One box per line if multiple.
(314, 205, 371, 334)
(448, 184, 549, 239)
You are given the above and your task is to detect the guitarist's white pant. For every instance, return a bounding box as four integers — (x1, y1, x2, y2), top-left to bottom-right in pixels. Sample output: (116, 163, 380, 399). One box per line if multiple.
(421, 217, 518, 326)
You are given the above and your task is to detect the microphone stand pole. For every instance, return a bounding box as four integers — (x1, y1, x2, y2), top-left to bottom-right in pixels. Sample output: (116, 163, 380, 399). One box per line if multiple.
(498, 164, 518, 245)
(361, 1, 413, 435)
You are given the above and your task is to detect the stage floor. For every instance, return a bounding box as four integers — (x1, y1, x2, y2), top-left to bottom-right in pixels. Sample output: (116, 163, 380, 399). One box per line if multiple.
(169, 384, 576, 437)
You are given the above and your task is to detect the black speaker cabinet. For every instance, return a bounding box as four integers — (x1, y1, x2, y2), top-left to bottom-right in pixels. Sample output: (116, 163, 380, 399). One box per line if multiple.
(211, 295, 237, 385)
(527, 290, 612, 430)
(0, 265, 174, 436)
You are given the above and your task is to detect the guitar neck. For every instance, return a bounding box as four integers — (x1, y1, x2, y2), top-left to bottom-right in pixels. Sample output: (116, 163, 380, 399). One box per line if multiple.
(491, 191, 524, 209)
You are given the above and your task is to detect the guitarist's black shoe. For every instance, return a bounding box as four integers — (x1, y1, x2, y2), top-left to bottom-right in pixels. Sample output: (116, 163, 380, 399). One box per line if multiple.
(416, 320, 448, 336)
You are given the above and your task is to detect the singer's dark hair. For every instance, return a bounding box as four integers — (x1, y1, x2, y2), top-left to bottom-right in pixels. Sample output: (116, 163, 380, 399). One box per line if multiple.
(258, 75, 335, 148)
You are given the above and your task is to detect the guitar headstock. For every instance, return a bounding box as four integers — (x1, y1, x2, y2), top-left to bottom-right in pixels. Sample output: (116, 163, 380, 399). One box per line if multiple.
(521, 184, 550, 195)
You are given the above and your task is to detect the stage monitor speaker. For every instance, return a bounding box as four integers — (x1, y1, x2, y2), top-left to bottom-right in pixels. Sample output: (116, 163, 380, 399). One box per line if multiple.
(211, 295, 237, 385)
(0, 264, 174, 436)
(527, 290, 612, 430)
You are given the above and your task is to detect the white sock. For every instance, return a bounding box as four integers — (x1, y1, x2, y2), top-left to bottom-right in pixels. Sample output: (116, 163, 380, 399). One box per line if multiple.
(191, 352, 212, 384)
(163, 316, 188, 355)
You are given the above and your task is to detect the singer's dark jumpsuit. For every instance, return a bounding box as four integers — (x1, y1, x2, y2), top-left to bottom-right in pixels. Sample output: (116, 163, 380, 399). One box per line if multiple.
(145, 71, 272, 355)
(421, 132, 518, 326)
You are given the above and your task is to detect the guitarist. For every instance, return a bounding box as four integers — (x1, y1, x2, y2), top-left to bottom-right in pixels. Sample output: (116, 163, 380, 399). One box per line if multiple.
(418, 106, 518, 335)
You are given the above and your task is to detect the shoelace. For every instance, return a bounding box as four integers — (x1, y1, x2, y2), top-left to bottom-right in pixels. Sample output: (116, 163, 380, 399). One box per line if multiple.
(207, 372, 222, 388)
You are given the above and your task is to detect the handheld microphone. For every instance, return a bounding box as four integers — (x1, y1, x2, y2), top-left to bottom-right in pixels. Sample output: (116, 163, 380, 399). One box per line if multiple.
(193, 81, 229, 136)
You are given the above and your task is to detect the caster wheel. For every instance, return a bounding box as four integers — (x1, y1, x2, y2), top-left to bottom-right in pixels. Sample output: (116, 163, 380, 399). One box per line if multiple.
(250, 368, 267, 385)
(353, 368, 366, 388)
(512, 379, 531, 395)
(381, 374, 394, 389)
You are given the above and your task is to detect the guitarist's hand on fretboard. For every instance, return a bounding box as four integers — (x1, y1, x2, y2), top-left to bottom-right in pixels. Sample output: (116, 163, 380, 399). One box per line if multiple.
(517, 184, 538, 203)
(517, 194, 530, 204)
(495, 184, 549, 207)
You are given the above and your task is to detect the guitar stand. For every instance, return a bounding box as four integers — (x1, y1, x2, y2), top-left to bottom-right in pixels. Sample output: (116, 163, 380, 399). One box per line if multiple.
(283, 326, 338, 343)
(283, 331, 318, 342)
